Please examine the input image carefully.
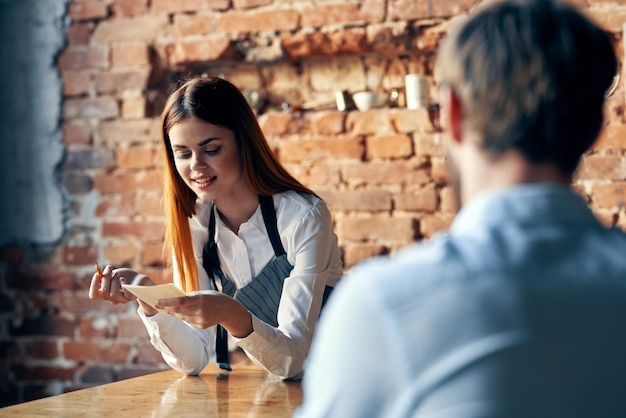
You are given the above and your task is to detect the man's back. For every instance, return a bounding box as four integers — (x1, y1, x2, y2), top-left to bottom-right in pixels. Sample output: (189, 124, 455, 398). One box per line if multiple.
(297, 0, 623, 415)
(298, 184, 626, 417)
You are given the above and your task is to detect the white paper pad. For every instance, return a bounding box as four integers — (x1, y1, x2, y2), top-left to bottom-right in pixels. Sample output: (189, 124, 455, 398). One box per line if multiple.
(122, 283, 186, 314)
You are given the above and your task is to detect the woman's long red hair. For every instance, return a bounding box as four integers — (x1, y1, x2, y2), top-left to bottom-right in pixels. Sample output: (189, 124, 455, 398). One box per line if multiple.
(161, 76, 316, 292)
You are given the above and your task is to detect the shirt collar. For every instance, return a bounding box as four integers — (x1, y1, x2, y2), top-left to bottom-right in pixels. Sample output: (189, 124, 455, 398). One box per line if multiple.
(451, 183, 597, 235)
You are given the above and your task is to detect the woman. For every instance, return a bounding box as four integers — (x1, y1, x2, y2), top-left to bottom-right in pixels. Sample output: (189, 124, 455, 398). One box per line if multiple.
(89, 76, 343, 379)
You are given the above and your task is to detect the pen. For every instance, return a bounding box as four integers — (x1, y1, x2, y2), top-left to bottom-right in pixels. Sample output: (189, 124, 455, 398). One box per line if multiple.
(95, 263, 103, 278)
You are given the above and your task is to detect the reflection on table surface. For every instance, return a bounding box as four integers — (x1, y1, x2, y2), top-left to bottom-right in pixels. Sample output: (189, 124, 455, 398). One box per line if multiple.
(0, 365, 302, 417)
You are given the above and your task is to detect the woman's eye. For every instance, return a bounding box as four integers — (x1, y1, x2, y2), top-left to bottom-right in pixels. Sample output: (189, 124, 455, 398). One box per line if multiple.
(175, 152, 191, 159)
(205, 147, 221, 156)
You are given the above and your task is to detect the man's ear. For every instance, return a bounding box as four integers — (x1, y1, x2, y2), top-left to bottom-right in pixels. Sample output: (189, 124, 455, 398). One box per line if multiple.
(442, 87, 463, 144)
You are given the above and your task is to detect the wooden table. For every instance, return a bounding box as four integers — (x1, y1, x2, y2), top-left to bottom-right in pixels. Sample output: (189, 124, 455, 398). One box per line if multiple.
(0, 365, 302, 417)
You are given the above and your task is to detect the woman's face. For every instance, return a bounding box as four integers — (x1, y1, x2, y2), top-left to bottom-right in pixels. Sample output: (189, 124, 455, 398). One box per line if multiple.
(168, 117, 247, 204)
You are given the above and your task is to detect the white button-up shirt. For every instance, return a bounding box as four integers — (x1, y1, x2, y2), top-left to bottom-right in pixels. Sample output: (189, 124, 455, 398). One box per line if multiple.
(139, 191, 343, 379)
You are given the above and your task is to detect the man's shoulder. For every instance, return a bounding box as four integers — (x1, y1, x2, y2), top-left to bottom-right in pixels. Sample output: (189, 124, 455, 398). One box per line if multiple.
(343, 234, 467, 301)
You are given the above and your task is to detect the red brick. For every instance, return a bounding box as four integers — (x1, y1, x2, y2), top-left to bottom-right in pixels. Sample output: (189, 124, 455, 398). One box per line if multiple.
(414, 133, 446, 157)
(9, 315, 77, 338)
(591, 182, 626, 209)
(52, 291, 121, 316)
(440, 185, 459, 213)
(216, 9, 299, 33)
(111, 42, 150, 67)
(347, 109, 396, 135)
(10, 269, 75, 291)
(172, 12, 217, 36)
(142, 267, 171, 285)
(279, 136, 364, 162)
(116, 146, 157, 169)
(431, 156, 448, 184)
(118, 316, 149, 339)
(142, 243, 165, 266)
(69, 0, 108, 21)
(12, 365, 76, 381)
(103, 245, 139, 265)
(233, 0, 271, 8)
(342, 243, 385, 269)
(64, 341, 131, 363)
(259, 113, 293, 136)
(92, 15, 169, 42)
(389, 0, 431, 20)
(576, 154, 624, 180)
(168, 36, 234, 64)
(320, 189, 392, 212)
(338, 216, 416, 242)
(136, 170, 163, 191)
(62, 71, 93, 96)
(57, 45, 109, 71)
(417, 21, 450, 51)
(419, 213, 454, 238)
(23, 340, 60, 360)
(96, 170, 161, 196)
(594, 210, 617, 228)
(67, 23, 93, 46)
(64, 96, 119, 120)
(63, 121, 92, 145)
(151, 0, 229, 14)
(301, 1, 385, 28)
(366, 134, 413, 160)
(63, 246, 98, 267)
(136, 342, 165, 363)
(137, 192, 164, 217)
(80, 299, 129, 315)
(261, 112, 345, 136)
(593, 125, 626, 149)
(389, 0, 474, 20)
(367, 23, 415, 55)
(112, 0, 148, 16)
(394, 185, 438, 212)
(282, 29, 368, 58)
(79, 316, 114, 338)
(95, 69, 151, 93)
(283, 162, 342, 188)
(391, 108, 432, 133)
(97, 119, 160, 146)
(341, 161, 431, 187)
(310, 164, 343, 189)
(95, 193, 136, 217)
(588, 8, 626, 32)
(122, 96, 147, 119)
(102, 221, 165, 241)
(260, 62, 307, 92)
(308, 111, 346, 135)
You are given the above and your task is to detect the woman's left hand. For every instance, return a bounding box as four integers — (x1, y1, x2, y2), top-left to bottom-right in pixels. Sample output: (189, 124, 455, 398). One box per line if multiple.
(156, 291, 253, 338)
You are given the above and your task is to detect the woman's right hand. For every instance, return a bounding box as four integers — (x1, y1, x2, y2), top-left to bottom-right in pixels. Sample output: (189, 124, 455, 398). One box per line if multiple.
(88, 265, 158, 316)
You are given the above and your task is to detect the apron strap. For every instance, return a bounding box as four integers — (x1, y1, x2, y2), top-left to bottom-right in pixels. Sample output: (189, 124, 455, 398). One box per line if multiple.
(259, 195, 286, 257)
(204, 195, 286, 281)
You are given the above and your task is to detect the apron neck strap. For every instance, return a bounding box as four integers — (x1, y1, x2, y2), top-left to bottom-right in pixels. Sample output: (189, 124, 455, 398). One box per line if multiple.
(208, 195, 286, 257)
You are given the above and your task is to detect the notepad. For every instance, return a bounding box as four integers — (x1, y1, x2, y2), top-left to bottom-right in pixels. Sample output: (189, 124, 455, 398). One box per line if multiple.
(122, 283, 186, 314)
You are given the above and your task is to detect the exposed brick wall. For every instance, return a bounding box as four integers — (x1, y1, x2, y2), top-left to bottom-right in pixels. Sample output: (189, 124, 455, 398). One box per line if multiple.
(1, 0, 625, 407)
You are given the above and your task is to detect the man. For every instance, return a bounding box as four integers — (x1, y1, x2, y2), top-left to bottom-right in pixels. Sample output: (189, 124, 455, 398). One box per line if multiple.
(296, 0, 626, 417)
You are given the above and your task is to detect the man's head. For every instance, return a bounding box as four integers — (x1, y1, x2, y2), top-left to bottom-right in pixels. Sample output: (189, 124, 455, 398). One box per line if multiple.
(436, 0, 617, 178)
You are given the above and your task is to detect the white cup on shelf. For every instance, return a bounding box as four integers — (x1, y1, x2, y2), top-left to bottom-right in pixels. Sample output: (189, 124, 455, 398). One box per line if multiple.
(405, 74, 430, 109)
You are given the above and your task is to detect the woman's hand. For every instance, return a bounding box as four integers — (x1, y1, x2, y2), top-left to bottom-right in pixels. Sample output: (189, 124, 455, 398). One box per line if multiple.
(156, 291, 253, 338)
(88, 265, 158, 316)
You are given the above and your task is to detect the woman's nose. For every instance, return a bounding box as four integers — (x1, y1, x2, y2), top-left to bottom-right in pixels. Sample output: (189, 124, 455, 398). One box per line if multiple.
(190, 154, 207, 170)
